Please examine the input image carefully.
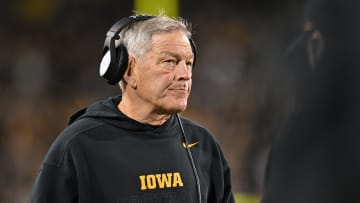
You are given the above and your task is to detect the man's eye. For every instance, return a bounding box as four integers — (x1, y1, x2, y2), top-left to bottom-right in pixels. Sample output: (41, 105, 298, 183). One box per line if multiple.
(186, 61, 193, 67)
(164, 59, 177, 65)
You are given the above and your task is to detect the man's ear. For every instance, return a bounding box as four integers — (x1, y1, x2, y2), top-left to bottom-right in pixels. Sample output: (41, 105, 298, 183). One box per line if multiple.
(123, 56, 137, 89)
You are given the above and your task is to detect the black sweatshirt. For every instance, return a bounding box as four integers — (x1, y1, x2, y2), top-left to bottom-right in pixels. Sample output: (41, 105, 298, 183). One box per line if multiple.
(29, 96, 234, 203)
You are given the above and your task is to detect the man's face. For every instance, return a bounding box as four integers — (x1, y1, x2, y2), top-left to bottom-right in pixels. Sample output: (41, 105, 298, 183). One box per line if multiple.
(131, 30, 194, 114)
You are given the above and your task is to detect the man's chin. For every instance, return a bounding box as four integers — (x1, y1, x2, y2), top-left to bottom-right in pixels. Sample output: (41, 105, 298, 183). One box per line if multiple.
(158, 98, 188, 114)
(170, 106, 187, 114)
(165, 104, 188, 114)
(175, 101, 188, 112)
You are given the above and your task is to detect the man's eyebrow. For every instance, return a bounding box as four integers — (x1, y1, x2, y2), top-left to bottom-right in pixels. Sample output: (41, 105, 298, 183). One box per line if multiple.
(159, 51, 194, 59)
(160, 51, 178, 57)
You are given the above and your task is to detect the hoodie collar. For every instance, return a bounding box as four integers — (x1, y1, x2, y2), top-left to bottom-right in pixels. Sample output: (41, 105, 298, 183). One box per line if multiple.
(68, 95, 177, 133)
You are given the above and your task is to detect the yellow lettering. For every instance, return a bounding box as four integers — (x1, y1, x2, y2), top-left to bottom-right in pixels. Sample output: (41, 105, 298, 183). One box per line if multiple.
(156, 173, 172, 188)
(146, 175, 157, 189)
(139, 172, 184, 190)
(172, 172, 184, 187)
(139, 175, 147, 190)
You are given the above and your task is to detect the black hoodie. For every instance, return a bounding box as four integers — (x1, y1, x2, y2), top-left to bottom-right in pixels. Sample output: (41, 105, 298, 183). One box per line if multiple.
(29, 96, 234, 203)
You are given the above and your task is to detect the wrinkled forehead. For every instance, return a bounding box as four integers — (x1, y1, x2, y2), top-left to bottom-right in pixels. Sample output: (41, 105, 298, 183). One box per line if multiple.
(149, 31, 193, 53)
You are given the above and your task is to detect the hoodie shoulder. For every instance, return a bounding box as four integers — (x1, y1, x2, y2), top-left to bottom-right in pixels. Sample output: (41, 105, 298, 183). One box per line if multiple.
(179, 115, 219, 144)
(43, 96, 122, 166)
(180, 116, 209, 133)
(43, 117, 103, 167)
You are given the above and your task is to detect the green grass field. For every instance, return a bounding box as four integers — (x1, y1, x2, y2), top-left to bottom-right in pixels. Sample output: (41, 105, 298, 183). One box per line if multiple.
(234, 193, 261, 203)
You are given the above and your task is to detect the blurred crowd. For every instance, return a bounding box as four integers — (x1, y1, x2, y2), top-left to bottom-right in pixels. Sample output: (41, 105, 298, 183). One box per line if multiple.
(1, 0, 306, 202)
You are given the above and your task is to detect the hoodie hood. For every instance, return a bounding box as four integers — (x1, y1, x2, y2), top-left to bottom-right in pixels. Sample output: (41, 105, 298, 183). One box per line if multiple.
(67, 95, 177, 133)
(68, 96, 123, 125)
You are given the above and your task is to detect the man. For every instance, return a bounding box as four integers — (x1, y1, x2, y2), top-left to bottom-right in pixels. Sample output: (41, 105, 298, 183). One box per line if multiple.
(261, 0, 360, 202)
(29, 14, 234, 203)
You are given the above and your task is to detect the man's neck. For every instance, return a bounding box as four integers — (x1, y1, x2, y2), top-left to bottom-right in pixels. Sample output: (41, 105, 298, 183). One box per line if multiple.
(118, 99, 171, 126)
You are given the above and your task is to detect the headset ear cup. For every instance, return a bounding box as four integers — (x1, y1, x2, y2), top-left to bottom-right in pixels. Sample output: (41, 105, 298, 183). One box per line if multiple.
(107, 44, 129, 85)
(189, 38, 197, 68)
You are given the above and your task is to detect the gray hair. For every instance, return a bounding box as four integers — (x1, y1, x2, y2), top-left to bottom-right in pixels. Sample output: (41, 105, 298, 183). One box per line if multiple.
(117, 14, 193, 89)
(120, 15, 192, 59)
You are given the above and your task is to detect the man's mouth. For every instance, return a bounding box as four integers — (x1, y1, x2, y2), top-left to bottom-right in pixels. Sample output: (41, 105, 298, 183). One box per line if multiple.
(168, 84, 188, 92)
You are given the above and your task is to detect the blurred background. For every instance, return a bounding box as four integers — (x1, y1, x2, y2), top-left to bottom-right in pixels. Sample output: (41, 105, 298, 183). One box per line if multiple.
(0, 0, 307, 202)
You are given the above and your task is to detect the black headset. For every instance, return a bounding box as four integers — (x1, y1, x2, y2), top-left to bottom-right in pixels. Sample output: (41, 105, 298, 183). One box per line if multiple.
(99, 15, 197, 85)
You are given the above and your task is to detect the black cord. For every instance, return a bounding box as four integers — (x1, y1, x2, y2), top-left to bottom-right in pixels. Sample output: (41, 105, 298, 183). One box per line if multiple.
(176, 114, 202, 203)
